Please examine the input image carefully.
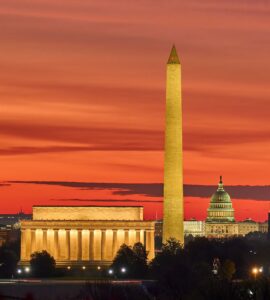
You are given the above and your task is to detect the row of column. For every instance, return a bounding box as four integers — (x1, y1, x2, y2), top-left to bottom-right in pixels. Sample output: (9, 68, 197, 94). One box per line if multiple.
(21, 228, 155, 262)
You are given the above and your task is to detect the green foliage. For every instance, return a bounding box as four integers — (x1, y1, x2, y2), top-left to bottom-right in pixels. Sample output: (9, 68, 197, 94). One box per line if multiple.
(161, 237, 182, 255)
(0, 239, 20, 278)
(110, 242, 148, 278)
(150, 238, 193, 299)
(149, 236, 270, 299)
(221, 259, 236, 280)
(30, 250, 56, 278)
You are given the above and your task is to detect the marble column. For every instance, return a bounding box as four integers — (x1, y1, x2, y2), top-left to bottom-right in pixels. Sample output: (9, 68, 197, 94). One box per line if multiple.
(140, 230, 145, 244)
(146, 230, 151, 253)
(89, 230, 94, 260)
(31, 229, 36, 255)
(81, 230, 89, 260)
(124, 229, 129, 245)
(20, 229, 26, 260)
(54, 229, 59, 260)
(77, 229, 82, 260)
(150, 230, 155, 259)
(112, 229, 118, 259)
(146, 230, 155, 260)
(42, 229, 47, 251)
(135, 229, 141, 243)
(66, 229, 70, 261)
(101, 230, 106, 260)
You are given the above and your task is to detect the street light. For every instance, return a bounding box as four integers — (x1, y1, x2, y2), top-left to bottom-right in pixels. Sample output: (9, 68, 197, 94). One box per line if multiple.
(121, 267, 126, 273)
(108, 269, 113, 275)
(17, 269, 22, 274)
(24, 267, 30, 273)
(252, 267, 258, 280)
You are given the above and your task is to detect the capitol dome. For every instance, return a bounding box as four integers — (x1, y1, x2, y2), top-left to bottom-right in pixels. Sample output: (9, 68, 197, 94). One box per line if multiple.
(206, 176, 235, 223)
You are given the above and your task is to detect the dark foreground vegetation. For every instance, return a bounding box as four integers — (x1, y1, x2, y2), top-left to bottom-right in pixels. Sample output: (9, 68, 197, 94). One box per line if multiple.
(1, 232, 270, 299)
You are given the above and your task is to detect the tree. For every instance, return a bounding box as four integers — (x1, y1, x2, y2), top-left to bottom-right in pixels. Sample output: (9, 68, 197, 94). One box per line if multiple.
(150, 238, 191, 299)
(0, 247, 18, 278)
(161, 238, 182, 255)
(0, 238, 20, 278)
(132, 242, 148, 276)
(110, 243, 148, 278)
(221, 259, 236, 280)
(30, 250, 56, 277)
(185, 237, 216, 265)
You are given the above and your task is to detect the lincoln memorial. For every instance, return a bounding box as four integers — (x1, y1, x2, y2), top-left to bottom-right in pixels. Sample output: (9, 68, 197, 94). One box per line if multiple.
(20, 206, 155, 267)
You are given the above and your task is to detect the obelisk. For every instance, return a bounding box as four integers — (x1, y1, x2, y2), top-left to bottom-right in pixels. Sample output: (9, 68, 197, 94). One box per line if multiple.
(162, 45, 184, 244)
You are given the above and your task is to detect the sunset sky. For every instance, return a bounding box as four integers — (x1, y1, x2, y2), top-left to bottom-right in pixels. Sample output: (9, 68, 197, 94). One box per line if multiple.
(0, 0, 270, 221)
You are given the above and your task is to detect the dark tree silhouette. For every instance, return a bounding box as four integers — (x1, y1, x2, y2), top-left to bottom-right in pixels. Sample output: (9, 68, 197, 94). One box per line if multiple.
(221, 259, 236, 280)
(161, 237, 183, 255)
(110, 243, 148, 278)
(0, 247, 18, 278)
(150, 238, 192, 299)
(30, 250, 56, 277)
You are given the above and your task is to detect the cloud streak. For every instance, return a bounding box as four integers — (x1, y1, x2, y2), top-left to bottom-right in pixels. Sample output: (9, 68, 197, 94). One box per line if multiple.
(51, 198, 163, 203)
(8, 181, 270, 201)
(1, 120, 270, 156)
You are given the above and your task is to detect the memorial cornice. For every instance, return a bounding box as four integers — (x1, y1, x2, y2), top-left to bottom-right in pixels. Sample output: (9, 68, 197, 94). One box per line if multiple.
(20, 220, 155, 230)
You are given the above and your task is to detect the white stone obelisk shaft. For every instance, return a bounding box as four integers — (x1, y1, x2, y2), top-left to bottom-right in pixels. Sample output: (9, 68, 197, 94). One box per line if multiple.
(162, 45, 184, 245)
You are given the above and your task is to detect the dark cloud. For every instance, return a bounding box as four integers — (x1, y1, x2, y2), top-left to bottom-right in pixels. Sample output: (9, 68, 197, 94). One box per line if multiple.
(1, 119, 269, 156)
(184, 130, 270, 152)
(51, 198, 162, 203)
(0, 122, 163, 154)
(0, 183, 10, 187)
(0, 146, 94, 155)
(8, 181, 270, 201)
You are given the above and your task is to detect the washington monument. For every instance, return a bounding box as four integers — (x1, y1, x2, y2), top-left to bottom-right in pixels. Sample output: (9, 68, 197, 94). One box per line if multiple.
(162, 45, 184, 244)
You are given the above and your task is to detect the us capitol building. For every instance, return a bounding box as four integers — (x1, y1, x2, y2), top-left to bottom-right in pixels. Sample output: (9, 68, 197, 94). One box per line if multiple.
(155, 176, 268, 239)
(205, 176, 267, 237)
(205, 176, 238, 237)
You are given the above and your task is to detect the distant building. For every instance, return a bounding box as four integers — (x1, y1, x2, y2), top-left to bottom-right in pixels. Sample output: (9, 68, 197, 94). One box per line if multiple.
(258, 221, 268, 233)
(184, 219, 205, 237)
(0, 212, 31, 228)
(205, 176, 238, 238)
(155, 220, 163, 239)
(238, 219, 259, 236)
(0, 212, 30, 246)
(0, 228, 10, 246)
(154, 219, 205, 240)
(0, 226, 20, 246)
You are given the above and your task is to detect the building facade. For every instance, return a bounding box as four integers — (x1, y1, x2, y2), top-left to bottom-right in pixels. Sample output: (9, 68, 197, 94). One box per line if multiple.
(205, 176, 238, 238)
(238, 219, 259, 236)
(184, 220, 205, 237)
(0, 212, 31, 227)
(258, 221, 268, 233)
(20, 206, 155, 267)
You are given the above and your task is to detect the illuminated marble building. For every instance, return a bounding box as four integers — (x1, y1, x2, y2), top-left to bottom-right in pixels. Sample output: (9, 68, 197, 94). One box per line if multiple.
(205, 177, 238, 238)
(163, 45, 184, 244)
(20, 206, 155, 267)
(184, 219, 205, 237)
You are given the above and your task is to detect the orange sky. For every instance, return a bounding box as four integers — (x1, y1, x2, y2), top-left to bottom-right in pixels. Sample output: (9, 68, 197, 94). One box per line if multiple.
(0, 0, 270, 220)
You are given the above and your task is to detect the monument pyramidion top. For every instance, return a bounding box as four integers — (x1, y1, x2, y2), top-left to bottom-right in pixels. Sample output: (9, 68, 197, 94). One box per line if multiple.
(167, 45, 180, 65)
